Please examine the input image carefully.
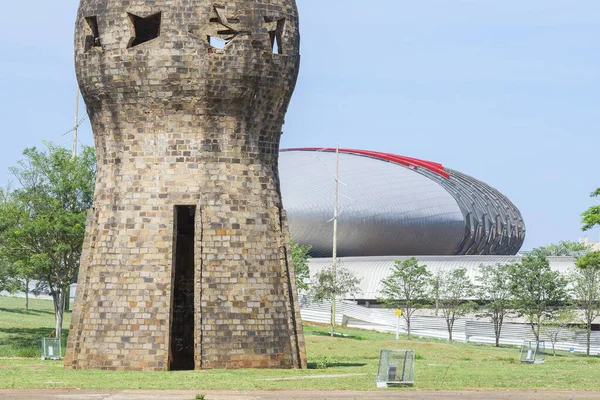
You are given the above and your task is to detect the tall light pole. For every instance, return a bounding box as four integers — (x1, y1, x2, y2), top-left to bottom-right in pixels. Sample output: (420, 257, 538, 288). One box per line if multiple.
(65, 87, 80, 313)
(72, 89, 79, 159)
(330, 145, 339, 337)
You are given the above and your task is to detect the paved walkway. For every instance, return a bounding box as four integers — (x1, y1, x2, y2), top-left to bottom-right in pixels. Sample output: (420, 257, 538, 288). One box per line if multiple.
(1, 390, 600, 400)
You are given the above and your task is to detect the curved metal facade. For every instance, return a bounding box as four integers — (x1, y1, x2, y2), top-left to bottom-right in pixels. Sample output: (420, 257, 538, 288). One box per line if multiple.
(279, 149, 525, 257)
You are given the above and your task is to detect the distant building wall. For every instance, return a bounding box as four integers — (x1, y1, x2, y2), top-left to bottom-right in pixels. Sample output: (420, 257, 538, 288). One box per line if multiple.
(580, 236, 600, 251)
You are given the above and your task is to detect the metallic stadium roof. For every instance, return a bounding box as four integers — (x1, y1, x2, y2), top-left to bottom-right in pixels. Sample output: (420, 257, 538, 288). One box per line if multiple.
(279, 148, 526, 257)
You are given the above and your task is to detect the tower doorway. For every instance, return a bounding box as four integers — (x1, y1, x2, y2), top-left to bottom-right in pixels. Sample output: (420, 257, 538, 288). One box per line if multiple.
(169, 206, 196, 370)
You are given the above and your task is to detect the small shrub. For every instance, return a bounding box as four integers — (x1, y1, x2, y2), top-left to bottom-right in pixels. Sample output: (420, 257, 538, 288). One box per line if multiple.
(195, 394, 205, 400)
(316, 360, 328, 369)
(316, 357, 330, 369)
(493, 357, 517, 362)
(415, 354, 425, 360)
(314, 356, 340, 369)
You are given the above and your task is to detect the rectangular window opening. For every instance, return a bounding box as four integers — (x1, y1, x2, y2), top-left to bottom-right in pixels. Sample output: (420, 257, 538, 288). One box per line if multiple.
(169, 205, 196, 371)
(265, 17, 285, 55)
(208, 36, 228, 49)
(272, 33, 280, 55)
(84, 16, 102, 52)
(128, 12, 162, 48)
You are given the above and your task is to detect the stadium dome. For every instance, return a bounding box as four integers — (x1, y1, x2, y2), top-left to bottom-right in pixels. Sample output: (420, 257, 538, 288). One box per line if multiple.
(279, 148, 526, 257)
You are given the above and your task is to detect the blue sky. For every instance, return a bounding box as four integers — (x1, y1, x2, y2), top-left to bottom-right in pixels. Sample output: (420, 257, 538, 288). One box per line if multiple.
(0, 0, 599, 250)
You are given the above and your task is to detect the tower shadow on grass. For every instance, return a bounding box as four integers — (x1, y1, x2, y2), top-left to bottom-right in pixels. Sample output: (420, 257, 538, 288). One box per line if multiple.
(0, 327, 70, 357)
(307, 361, 367, 369)
(305, 331, 366, 341)
(0, 307, 54, 316)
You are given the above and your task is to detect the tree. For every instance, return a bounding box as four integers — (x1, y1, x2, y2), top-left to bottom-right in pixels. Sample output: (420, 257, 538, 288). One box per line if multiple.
(0, 190, 41, 311)
(0, 258, 22, 294)
(0, 192, 24, 299)
(572, 251, 600, 356)
(309, 264, 361, 337)
(535, 241, 590, 256)
(0, 144, 95, 339)
(476, 264, 514, 347)
(290, 241, 311, 292)
(582, 188, 600, 231)
(0, 256, 37, 311)
(508, 252, 570, 341)
(540, 309, 576, 356)
(435, 268, 476, 343)
(431, 274, 440, 316)
(378, 257, 431, 339)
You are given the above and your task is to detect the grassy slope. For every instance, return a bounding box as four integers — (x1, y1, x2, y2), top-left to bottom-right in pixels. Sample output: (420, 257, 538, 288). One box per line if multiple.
(0, 297, 69, 358)
(1, 296, 600, 391)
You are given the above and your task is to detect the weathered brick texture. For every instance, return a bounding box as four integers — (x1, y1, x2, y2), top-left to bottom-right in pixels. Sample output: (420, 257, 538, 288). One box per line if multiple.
(65, 0, 307, 371)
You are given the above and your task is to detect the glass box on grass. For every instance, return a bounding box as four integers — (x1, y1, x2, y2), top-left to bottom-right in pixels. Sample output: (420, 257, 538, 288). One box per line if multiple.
(376, 350, 415, 388)
(520, 341, 545, 364)
(41, 338, 61, 360)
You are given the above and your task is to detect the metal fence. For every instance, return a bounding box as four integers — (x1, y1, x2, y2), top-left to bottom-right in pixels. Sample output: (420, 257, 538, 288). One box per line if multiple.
(300, 297, 600, 355)
(376, 350, 415, 387)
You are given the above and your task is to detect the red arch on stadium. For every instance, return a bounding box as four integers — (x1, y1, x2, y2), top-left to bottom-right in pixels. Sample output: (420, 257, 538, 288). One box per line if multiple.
(281, 148, 450, 179)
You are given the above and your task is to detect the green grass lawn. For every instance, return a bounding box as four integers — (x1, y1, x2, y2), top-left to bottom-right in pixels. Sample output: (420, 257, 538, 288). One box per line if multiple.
(0, 297, 69, 358)
(1, 295, 600, 391)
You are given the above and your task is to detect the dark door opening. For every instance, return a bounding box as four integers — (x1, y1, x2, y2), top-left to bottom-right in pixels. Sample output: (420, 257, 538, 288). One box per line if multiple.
(169, 206, 196, 371)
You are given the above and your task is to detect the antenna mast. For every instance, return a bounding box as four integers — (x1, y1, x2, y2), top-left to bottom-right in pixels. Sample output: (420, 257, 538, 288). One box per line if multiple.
(72, 88, 79, 159)
(330, 145, 339, 337)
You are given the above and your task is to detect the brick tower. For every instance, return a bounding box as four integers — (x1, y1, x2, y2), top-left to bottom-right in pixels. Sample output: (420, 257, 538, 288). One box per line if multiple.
(65, 0, 306, 371)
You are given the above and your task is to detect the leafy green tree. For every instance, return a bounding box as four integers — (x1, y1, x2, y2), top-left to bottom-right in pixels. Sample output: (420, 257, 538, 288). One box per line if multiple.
(0, 144, 95, 338)
(582, 188, 600, 231)
(290, 241, 311, 292)
(431, 274, 440, 316)
(476, 264, 514, 347)
(0, 257, 37, 311)
(309, 264, 361, 337)
(378, 257, 431, 339)
(573, 251, 600, 356)
(540, 309, 576, 356)
(0, 189, 41, 311)
(508, 252, 570, 341)
(0, 191, 22, 296)
(435, 268, 476, 343)
(534, 241, 590, 256)
(0, 258, 23, 294)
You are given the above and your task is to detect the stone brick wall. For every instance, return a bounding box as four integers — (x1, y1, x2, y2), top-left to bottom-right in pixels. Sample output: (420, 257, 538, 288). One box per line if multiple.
(65, 0, 306, 371)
